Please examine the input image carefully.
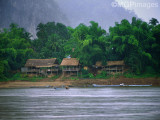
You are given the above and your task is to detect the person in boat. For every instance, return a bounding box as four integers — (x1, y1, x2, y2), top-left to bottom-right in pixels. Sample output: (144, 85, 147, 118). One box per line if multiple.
(120, 83, 125, 86)
(65, 86, 69, 89)
(53, 86, 69, 89)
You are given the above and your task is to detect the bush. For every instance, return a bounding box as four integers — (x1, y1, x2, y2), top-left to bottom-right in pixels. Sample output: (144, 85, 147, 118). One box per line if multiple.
(81, 69, 90, 78)
(114, 73, 123, 78)
(124, 71, 160, 78)
(6, 73, 45, 81)
(71, 77, 79, 80)
(89, 73, 94, 78)
(51, 75, 59, 80)
(95, 71, 107, 78)
(11, 73, 21, 80)
(145, 66, 156, 74)
(124, 72, 136, 78)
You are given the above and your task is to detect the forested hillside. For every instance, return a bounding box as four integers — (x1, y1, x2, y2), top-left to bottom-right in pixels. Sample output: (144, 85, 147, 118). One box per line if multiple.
(0, 17, 160, 80)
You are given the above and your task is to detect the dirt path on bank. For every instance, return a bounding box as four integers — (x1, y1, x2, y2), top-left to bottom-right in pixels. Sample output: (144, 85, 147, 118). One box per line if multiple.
(0, 77, 160, 88)
(0, 80, 72, 88)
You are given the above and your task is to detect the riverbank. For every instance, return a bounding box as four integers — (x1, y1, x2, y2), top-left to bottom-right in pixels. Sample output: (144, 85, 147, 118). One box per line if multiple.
(0, 76, 160, 88)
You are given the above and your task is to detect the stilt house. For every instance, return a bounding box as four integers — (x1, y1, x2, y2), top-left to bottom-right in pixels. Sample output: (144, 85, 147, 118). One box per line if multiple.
(95, 60, 125, 74)
(60, 58, 80, 75)
(21, 58, 59, 76)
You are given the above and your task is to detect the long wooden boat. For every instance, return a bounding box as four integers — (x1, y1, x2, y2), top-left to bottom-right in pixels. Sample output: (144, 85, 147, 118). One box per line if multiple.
(92, 84, 152, 87)
(92, 84, 120, 87)
(127, 85, 152, 87)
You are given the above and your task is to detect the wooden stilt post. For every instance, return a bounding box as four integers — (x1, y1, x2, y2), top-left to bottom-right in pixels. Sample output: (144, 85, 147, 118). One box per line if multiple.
(36, 68, 37, 77)
(81, 71, 82, 78)
(122, 66, 124, 74)
(116, 66, 117, 73)
(77, 70, 78, 77)
(45, 69, 46, 77)
(26, 67, 28, 75)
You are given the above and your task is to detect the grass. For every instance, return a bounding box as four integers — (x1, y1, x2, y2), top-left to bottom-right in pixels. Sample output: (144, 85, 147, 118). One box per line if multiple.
(51, 75, 60, 80)
(80, 71, 160, 79)
(71, 77, 79, 80)
(1, 71, 160, 82)
(124, 72, 160, 78)
(62, 76, 79, 81)
(6, 73, 45, 82)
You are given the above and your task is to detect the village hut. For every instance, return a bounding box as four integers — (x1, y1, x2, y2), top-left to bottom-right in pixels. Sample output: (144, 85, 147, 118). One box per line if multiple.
(21, 58, 59, 76)
(95, 60, 125, 74)
(60, 58, 80, 76)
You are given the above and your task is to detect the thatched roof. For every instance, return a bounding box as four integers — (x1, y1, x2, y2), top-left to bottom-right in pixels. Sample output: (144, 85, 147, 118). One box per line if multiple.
(95, 60, 125, 67)
(107, 61, 125, 66)
(25, 58, 59, 68)
(60, 58, 79, 66)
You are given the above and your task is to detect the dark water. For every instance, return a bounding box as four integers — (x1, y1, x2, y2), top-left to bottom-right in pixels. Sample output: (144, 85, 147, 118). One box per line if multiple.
(0, 87, 160, 120)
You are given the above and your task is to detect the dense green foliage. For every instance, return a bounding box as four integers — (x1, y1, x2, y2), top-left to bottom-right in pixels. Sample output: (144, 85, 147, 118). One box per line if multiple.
(109, 17, 157, 74)
(65, 21, 108, 66)
(0, 17, 160, 80)
(32, 22, 70, 62)
(0, 24, 33, 80)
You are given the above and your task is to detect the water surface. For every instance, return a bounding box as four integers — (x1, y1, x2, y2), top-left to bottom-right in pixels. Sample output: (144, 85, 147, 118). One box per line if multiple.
(0, 87, 160, 120)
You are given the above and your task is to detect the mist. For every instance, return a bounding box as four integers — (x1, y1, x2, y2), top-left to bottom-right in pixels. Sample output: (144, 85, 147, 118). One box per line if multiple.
(56, 0, 137, 29)
(0, 0, 137, 37)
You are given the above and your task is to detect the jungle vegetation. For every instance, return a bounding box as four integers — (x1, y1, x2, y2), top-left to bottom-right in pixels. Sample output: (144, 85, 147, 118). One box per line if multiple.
(0, 17, 160, 80)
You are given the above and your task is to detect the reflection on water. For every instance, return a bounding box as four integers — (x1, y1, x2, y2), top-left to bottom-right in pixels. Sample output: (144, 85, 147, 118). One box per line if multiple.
(0, 87, 160, 120)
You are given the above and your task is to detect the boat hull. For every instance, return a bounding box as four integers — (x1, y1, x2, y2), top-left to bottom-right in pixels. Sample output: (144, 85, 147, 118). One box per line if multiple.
(92, 84, 152, 87)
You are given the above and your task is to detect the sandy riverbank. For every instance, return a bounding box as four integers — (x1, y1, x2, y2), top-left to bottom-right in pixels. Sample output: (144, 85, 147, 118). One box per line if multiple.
(0, 76, 160, 88)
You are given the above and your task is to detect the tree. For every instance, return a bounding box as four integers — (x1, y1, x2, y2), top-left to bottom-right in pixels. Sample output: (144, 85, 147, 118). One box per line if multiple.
(33, 22, 70, 62)
(109, 17, 155, 73)
(149, 18, 159, 26)
(0, 23, 33, 80)
(151, 24, 160, 71)
(65, 21, 109, 66)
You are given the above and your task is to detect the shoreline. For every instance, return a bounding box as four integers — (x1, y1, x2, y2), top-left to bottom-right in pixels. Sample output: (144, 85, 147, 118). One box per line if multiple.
(0, 77, 160, 88)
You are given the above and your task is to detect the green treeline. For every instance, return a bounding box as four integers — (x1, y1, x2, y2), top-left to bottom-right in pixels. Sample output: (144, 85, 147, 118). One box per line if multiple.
(0, 24, 33, 79)
(0, 17, 160, 80)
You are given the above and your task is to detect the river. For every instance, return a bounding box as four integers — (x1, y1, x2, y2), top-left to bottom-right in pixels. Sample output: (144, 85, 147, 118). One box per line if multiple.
(0, 87, 160, 120)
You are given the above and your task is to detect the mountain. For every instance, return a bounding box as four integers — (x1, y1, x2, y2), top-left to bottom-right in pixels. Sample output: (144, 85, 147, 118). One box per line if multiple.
(0, 0, 69, 38)
(56, 0, 137, 30)
(0, 0, 136, 37)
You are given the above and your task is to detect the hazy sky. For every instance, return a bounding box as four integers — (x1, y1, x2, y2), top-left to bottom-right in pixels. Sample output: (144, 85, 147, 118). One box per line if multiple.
(115, 0, 160, 22)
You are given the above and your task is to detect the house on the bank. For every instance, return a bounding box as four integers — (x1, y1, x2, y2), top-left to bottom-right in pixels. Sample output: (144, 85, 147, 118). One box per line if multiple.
(60, 58, 80, 76)
(95, 60, 125, 74)
(21, 58, 59, 76)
